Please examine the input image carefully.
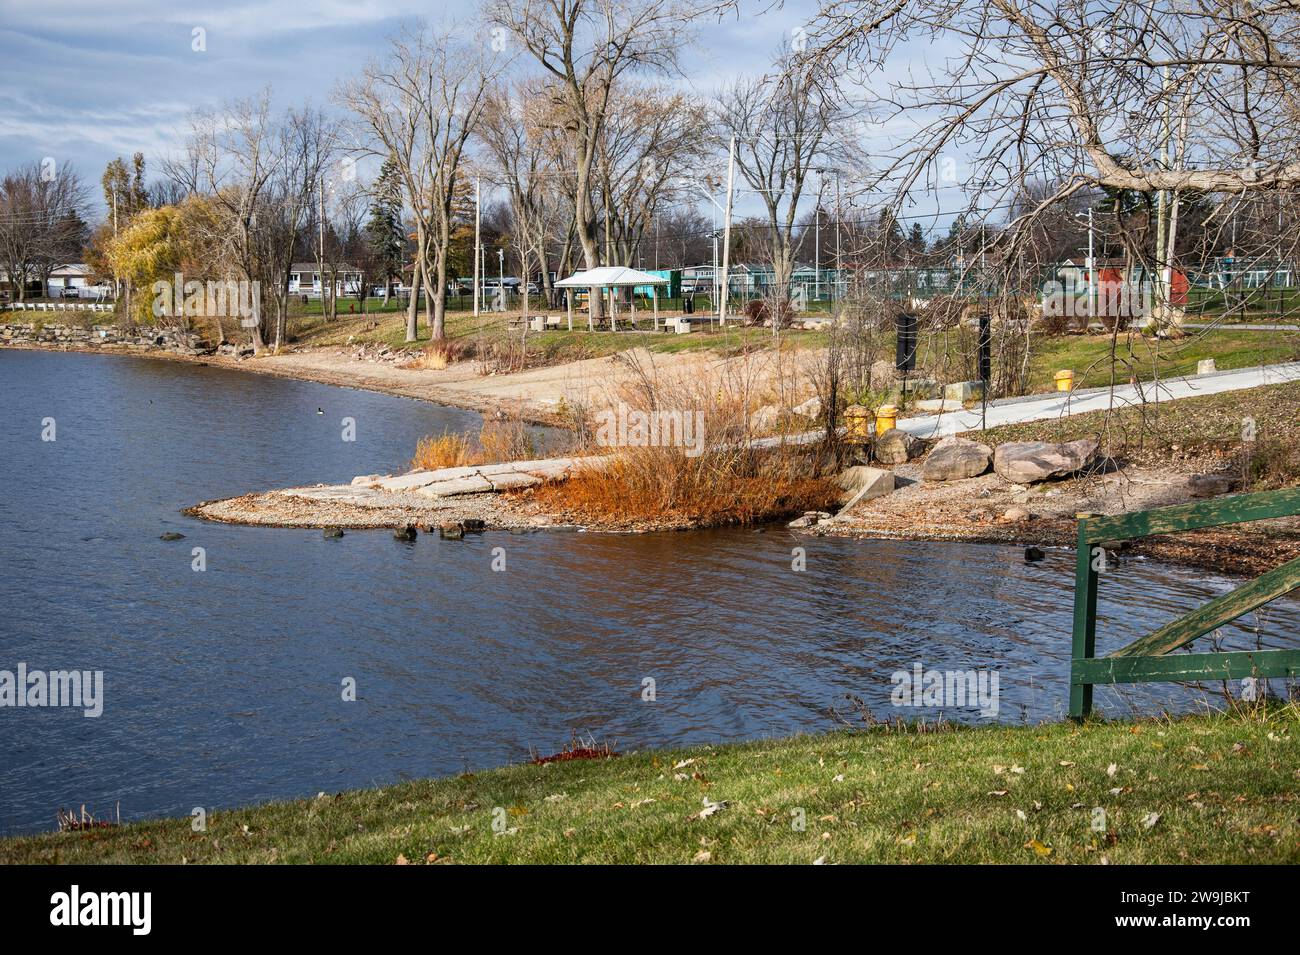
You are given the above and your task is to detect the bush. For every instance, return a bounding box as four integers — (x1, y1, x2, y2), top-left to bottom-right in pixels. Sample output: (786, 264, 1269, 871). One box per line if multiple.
(532, 446, 838, 529)
(742, 298, 796, 328)
(410, 415, 538, 471)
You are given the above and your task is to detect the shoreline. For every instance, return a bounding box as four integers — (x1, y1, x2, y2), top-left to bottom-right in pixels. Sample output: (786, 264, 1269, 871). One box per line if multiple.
(12, 338, 1300, 578)
(0, 339, 568, 426)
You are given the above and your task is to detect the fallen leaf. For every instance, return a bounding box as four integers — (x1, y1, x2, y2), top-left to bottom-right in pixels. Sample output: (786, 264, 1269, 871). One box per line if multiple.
(1024, 839, 1053, 857)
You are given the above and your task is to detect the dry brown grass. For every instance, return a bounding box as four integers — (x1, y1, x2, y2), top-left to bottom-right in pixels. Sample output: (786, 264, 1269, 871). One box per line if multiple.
(528, 351, 837, 528)
(411, 432, 475, 470)
(408, 339, 471, 370)
(533, 446, 838, 529)
(410, 417, 538, 471)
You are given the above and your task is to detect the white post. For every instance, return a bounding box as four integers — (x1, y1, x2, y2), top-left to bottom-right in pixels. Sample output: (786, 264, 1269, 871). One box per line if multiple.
(567, 291, 573, 331)
(653, 287, 659, 330)
(1088, 207, 1096, 322)
(473, 178, 481, 317)
(719, 134, 736, 326)
(814, 204, 821, 302)
(497, 248, 504, 313)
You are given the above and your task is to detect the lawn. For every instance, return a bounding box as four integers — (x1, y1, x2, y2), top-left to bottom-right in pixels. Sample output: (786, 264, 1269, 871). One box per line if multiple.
(3, 710, 1295, 864)
(1025, 328, 1299, 391)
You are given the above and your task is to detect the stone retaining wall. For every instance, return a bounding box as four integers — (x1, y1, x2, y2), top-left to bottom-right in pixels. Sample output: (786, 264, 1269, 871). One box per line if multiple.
(0, 322, 207, 355)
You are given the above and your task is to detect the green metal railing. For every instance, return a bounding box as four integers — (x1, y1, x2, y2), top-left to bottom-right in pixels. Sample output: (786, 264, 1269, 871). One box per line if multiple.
(1070, 487, 1300, 718)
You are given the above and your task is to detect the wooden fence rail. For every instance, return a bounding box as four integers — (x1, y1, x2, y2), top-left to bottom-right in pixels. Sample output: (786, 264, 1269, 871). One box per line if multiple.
(1070, 487, 1300, 718)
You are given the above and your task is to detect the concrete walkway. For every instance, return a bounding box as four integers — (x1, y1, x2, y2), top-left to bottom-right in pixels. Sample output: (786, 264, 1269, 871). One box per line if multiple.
(895, 361, 1300, 440)
(1184, 322, 1300, 332)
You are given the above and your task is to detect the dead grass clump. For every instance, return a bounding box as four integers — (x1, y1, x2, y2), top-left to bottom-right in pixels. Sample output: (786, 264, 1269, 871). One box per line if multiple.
(410, 339, 471, 370)
(410, 416, 539, 471)
(411, 432, 474, 470)
(479, 418, 536, 463)
(532, 446, 839, 529)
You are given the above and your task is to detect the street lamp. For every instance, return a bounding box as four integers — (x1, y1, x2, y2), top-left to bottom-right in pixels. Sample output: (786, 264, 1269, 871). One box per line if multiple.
(680, 176, 726, 324)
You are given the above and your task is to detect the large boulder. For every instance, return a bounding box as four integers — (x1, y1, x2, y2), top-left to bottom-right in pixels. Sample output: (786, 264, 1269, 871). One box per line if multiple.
(1188, 472, 1237, 498)
(833, 465, 895, 507)
(792, 396, 823, 419)
(749, 404, 780, 433)
(869, 359, 897, 390)
(874, 428, 919, 465)
(922, 437, 992, 482)
(993, 439, 1099, 484)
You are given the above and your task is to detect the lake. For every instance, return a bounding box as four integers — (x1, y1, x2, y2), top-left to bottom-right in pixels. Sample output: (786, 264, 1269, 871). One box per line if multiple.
(0, 348, 1294, 835)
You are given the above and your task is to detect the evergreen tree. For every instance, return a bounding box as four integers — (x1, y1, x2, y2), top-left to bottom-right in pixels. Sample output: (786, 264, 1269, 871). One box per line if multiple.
(365, 157, 405, 303)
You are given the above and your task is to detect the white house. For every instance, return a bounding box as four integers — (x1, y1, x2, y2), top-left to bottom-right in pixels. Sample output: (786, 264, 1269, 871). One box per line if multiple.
(45, 264, 104, 298)
(288, 263, 365, 297)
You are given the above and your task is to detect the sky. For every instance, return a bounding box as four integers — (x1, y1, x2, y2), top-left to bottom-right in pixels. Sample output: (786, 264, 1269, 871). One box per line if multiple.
(0, 0, 969, 229)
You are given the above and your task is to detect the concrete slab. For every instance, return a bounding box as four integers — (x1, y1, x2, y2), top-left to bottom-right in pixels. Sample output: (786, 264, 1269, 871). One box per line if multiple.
(411, 474, 494, 497)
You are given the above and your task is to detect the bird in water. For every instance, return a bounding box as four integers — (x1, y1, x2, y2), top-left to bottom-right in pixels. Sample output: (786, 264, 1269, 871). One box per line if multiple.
(316, 407, 324, 415)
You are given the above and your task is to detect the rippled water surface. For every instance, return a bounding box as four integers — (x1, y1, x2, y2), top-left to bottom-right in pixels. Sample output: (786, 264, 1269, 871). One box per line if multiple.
(1, 349, 1295, 834)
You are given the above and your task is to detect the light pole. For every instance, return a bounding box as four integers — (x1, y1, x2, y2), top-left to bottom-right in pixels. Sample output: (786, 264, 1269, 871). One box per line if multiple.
(680, 175, 726, 327)
(473, 178, 481, 317)
(719, 134, 736, 326)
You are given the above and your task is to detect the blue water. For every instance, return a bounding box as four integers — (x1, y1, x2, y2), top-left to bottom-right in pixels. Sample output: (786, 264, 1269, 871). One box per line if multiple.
(0, 348, 1295, 835)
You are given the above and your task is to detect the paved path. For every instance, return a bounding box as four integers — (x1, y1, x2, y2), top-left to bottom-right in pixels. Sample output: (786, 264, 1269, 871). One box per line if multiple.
(894, 361, 1300, 440)
(1184, 323, 1300, 332)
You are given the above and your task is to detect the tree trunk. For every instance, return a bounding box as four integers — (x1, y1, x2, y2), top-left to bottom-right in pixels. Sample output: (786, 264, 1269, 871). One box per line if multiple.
(428, 249, 447, 341)
(406, 256, 422, 342)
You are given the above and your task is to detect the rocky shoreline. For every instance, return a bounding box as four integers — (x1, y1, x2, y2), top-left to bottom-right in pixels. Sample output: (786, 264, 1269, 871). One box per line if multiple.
(794, 459, 1300, 579)
(1, 321, 206, 354)
(11, 327, 1295, 577)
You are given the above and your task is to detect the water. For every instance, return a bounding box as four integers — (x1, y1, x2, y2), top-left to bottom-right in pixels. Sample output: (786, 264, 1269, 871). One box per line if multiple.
(1, 349, 1295, 835)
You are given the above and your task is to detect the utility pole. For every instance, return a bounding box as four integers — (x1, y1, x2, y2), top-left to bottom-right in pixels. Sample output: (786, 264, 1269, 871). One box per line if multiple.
(318, 176, 327, 320)
(1154, 64, 1172, 326)
(473, 177, 481, 317)
(719, 134, 736, 326)
(814, 204, 821, 302)
(835, 172, 842, 303)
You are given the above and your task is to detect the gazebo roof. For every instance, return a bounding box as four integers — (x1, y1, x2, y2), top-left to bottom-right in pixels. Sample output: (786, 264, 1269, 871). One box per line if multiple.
(554, 267, 668, 288)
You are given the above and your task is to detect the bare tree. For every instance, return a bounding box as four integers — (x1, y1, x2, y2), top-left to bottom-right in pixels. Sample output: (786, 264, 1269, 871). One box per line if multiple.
(596, 84, 705, 270)
(339, 20, 503, 342)
(489, 0, 708, 322)
(810, 0, 1300, 327)
(714, 50, 851, 315)
(0, 162, 87, 303)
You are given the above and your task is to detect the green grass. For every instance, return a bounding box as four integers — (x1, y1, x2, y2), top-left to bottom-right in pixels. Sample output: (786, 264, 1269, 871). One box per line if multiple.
(4, 711, 1296, 864)
(1025, 329, 1299, 391)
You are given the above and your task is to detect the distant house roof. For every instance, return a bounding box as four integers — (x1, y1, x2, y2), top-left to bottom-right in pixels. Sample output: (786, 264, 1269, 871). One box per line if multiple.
(290, 262, 361, 273)
(48, 263, 93, 277)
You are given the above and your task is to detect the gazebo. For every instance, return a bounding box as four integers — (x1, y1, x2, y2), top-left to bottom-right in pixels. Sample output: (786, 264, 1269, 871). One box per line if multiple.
(553, 267, 669, 331)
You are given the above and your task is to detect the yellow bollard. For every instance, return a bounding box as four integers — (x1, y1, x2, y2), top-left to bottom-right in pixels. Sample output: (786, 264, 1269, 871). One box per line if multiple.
(844, 405, 870, 444)
(1054, 369, 1074, 392)
(875, 404, 898, 436)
